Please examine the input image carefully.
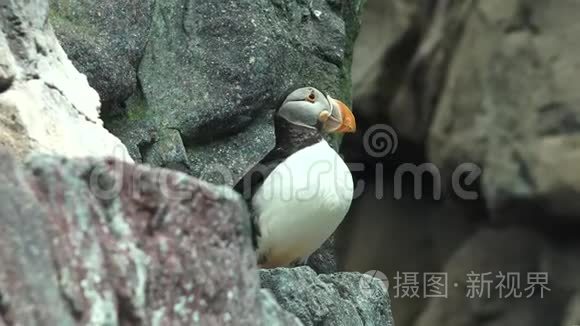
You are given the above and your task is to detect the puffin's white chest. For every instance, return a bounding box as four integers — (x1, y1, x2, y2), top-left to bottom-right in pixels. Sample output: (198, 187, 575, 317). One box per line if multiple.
(253, 140, 354, 267)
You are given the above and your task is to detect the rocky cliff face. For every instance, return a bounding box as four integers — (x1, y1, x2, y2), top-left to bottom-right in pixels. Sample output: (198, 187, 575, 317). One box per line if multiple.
(0, 148, 392, 325)
(0, 0, 394, 325)
(0, 152, 258, 325)
(344, 0, 580, 325)
(261, 267, 394, 326)
(0, 0, 131, 161)
(49, 0, 366, 274)
(49, 0, 363, 185)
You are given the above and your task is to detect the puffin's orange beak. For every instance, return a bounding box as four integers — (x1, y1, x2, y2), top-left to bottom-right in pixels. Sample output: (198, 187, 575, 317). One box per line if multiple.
(331, 99, 356, 133)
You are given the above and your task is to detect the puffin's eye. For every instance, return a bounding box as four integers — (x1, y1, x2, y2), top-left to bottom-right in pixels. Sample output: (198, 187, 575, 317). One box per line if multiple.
(307, 92, 316, 103)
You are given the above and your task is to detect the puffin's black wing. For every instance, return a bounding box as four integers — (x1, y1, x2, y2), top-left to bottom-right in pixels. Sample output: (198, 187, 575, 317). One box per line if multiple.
(233, 147, 287, 200)
(233, 147, 288, 248)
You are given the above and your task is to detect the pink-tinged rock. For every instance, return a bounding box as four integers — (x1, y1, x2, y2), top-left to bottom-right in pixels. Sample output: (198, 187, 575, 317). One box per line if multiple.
(0, 150, 284, 325)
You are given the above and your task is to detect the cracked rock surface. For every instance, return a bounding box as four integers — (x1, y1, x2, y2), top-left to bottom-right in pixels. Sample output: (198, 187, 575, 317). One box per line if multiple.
(0, 150, 271, 325)
(0, 0, 395, 324)
(0, 150, 391, 325)
(50, 0, 365, 275)
(0, 0, 130, 161)
(261, 267, 395, 326)
(50, 0, 363, 186)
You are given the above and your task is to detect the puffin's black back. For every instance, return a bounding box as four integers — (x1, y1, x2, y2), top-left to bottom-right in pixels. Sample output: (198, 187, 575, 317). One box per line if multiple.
(234, 116, 322, 199)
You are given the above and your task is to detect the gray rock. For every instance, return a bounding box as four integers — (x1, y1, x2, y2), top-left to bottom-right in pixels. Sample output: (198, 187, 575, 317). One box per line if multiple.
(0, 152, 76, 326)
(305, 234, 339, 274)
(135, 0, 359, 141)
(260, 266, 394, 326)
(52, 0, 363, 185)
(415, 227, 572, 326)
(51, 0, 364, 274)
(186, 111, 275, 185)
(0, 149, 302, 325)
(49, 0, 155, 112)
(340, 175, 479, 326)
(141, 128, 191, 173)
(429, 0, 580, 222)
(0, 0, 131, 161)
(352, 0, 419, 100)
(351, 0, 471, 144)
(257, 290, 304, 326)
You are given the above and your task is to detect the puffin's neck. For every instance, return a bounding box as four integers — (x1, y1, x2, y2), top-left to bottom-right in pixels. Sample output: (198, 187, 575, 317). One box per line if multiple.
(274, 118, 323, 156)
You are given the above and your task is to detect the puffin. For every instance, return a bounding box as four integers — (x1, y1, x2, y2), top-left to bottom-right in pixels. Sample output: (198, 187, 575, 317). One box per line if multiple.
(234, 87, 356, 268)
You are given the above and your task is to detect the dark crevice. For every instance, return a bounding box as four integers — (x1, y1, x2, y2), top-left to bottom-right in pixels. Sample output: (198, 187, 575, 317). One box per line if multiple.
(489, 203, 580, 240)
(339, 2, 486, 276)
(0, 76, 14, 93)
(34, 39, 47, 56)
(180, 113, 256, 147)
(394, 0, 473, 142)
(345, 0, 474, 148)
(505, 2, 540, 35)
(181, 0, 191, 37)
(374, 25, 423, 113)
(137, 137, 156, 163)
(325, 0, 342, 12)
(116, 293, 143, 326)
(180, 102, 273, 147)
(514, 150, 536, 191)
(146, 204, 169, 236)
(538, 102, 580, 136)
(0, 290, 13, 326)
(130, 0, 156, 69)
(48, 247, 84, 321)
(61, 291, 84, 321)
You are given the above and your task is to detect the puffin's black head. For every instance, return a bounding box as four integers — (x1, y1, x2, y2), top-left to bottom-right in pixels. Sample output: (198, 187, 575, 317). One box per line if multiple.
(277, 87, 356, 134)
